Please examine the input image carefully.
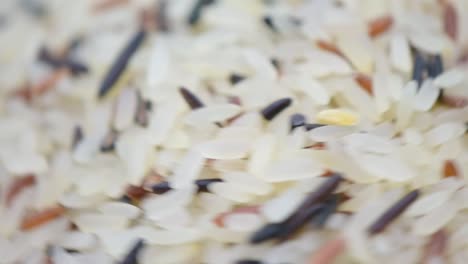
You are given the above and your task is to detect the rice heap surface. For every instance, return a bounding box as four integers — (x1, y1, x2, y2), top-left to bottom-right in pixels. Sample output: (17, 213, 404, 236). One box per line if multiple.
(1, 0, 468, 263)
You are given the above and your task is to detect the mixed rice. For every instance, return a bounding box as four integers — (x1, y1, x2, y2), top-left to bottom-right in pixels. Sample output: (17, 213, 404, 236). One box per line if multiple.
(1, 0, 468, 263)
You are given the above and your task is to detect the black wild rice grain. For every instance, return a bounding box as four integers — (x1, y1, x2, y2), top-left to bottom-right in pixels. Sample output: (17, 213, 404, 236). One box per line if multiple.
(283, 174, 342, 225)
(229, 73, 246, 85)
(195, 178, 223, 193)
(64, 61, 88, 76)
(236, 259, 264, 264)
(179, 87, 204, 109)
(250, 176, 342, 244)
(120, 239, 145, 264)
(412, 50, 426, 87)
(290, 113, 306, 131)
(427, 55, 444, 78)
(119, 195, 132, 204)
(98, 29, 146, 99)
(260, 98, 292, 121)
(214, 121, 224, 128)
(277, 203, 324, 241)
(150, 178, 224, 194)
(262, 15, 276, 32)
(187, 0, 215, 26)
(304, 123, 326, 131)
(270, 58, 280, 71)
(38, 47, 89, 76)
(71, 125, 83, 150)
(68, 36, 84, 54)
(38, 47, 62, 68)
(66, 61, 89, 76)
(250, 222, 283, 244)
(100, 130, 118, 152)
(151, 181, 172, 194)
(312, 194, 340, 228)
(367, 190, 419, 235)
(145, 100, 153, 111)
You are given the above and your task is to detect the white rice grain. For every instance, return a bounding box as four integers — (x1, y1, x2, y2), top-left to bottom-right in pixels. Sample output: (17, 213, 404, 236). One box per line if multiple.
(221, 171, 273, 195)
(223, 213, 264, 232)
(405, 190, 455, 217)
(208, 182, 254, 203)
(98, 201, 141, 219)
(141, 187, 195, 221)
(413, 79, 439, 112)
(424, 122, 466, 147)
(353, 152, 416, 182)
(243, 49, 277, 80)
(146, 38, 171, 87)
(412, 200, 458, 236)
(260, 188, 305, 222)
(197, 139, 251, 160)
(57, 231, 97, 251)
(433, 69, 465, 89)
(408, 32, 446, 54)
(170, 149, 205, 189)
(264, 157, 324, 182)
(389, 33, 412, 73)
(309, 125, 356, 142)
(185, 104, 242, 126)
(113, 88, 138, 131)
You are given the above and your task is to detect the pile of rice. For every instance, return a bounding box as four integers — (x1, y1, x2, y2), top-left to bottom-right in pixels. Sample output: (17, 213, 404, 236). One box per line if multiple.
(1, 0, 468, 263)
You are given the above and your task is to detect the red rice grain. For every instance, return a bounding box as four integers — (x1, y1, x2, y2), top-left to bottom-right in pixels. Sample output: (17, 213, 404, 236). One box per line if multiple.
(420, 229, 448, 264)
(440, 95, 468, 108)
(16, 68, 68, 101)
(5, 174, 36, 207)
(368, 15, 393, 38)
(125, 185, 148, 201)
(213, 205, 260, 227)
(316, 40, 344, 57)
(21, 206, 66, 231)
(443, 2, 458, 41)
(443, 160, 459, 178)
(354, 73, 373, 95)
(307, 237, 346, 264)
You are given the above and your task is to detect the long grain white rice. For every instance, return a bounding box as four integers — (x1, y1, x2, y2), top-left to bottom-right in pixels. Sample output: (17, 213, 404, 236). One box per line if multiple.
(113, 88, 138, 131)
(411, 200, 458, 236)
(405, 190, 455, 217)
(389, 33, 412, 74)
(434, 69, 465, 89)
(264, 157, 324, 182)
(170, 149, 205, 189)
(197, 139, 251, 160)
